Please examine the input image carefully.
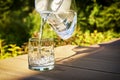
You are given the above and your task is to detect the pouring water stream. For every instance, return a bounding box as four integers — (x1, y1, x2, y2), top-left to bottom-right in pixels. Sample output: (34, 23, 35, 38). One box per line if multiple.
(38, 0, 64, 43)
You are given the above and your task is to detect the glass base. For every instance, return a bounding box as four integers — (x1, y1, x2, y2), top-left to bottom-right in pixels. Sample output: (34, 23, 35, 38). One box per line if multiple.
(29, 65, 54, 71)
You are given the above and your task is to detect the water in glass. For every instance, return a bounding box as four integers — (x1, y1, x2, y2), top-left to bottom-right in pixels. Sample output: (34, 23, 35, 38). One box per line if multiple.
(28, 38, 54, 71)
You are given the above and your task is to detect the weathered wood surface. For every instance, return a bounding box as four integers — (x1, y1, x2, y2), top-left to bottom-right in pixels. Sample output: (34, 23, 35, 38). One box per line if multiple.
(0, 39, 120, 80)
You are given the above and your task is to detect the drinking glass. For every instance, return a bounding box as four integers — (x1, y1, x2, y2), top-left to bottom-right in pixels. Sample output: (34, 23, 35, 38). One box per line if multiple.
(35, 0, 77, 40)
(28, 38, 54, 71)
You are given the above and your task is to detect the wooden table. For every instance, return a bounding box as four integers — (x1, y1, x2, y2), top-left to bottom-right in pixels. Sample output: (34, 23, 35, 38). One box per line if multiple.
(0, 39, 120, 80)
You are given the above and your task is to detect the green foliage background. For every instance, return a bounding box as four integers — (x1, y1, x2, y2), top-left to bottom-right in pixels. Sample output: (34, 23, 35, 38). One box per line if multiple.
(0, 0, 120, 59)
(0, 0, 34, 46)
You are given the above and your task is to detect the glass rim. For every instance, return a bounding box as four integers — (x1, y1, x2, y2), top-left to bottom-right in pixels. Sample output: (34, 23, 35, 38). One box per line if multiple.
(29, 37, 39, 41)
(40, 38, 54, 42)
(29, 37, 54, 41)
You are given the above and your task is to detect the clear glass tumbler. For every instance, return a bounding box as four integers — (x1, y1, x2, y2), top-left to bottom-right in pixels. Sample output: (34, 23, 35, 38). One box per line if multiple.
(28, 38, 54, 71)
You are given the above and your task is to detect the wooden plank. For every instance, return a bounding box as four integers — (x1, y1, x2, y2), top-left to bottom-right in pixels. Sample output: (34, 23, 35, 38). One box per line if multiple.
(0, 45, 101, 80)
(56, 44, 120, 74)
(57, 57, 120, 74)
(0, 57, 40, 80)
(86, 47, 120, 61)
(0, 39, 120, 80)
(0, 45, 77, 80)
(19, 65, 120, 80)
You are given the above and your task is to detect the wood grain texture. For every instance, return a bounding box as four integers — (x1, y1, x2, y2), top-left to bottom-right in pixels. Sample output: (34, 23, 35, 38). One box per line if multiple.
(0, 39, 120, 80)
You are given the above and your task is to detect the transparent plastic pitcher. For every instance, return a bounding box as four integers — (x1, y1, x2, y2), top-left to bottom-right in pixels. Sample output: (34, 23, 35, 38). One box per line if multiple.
(35, 0, 77, 40)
